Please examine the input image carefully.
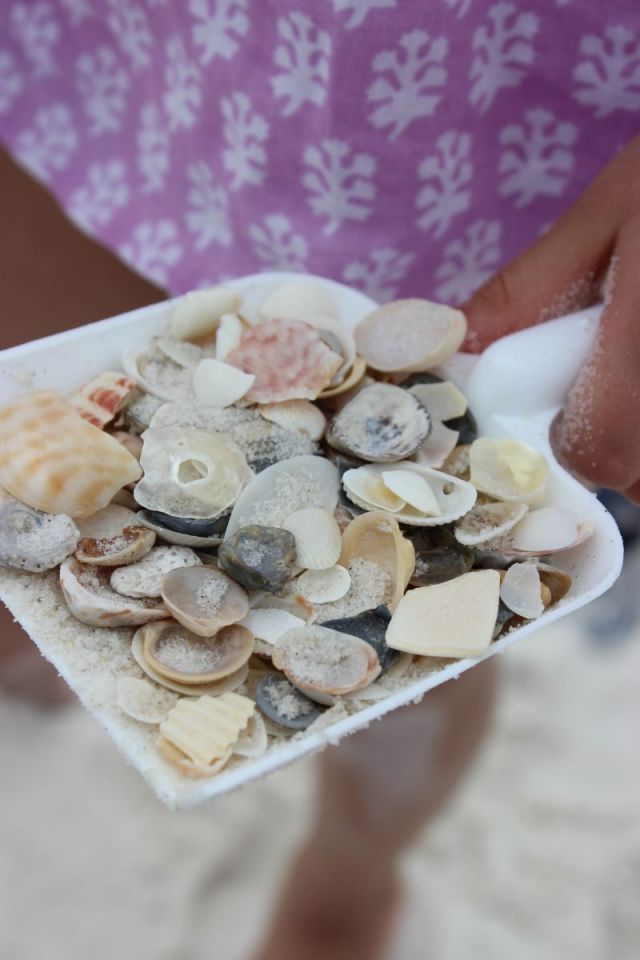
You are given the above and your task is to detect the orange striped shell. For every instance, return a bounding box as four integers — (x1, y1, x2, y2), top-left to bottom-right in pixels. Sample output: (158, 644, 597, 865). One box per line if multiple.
(0, 391, 142, 518)
(72, 372, 136, 429)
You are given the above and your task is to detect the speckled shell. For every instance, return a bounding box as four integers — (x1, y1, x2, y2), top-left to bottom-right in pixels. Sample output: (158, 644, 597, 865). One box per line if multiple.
(0, 391, 142, 518)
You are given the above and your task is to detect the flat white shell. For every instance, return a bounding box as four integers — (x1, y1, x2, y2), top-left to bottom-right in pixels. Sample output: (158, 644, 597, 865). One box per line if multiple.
(469, 438, 548, 502)
(171, 286, 240, 341)
(116, 677, 177, 724)
(156, 338, 203, 368)
(259, 400, 327, 442)
(296, 564, 351, 604)
(507, 506, 593, 554)
(386, 570, 501, 658)
(408, 381, 468, 421)
(122, 346, 192, 402)
(382, 470, 442, 516)
(500, 562, 544, 619)
(259, 280, 338, 322)
(192, 358, 255, 408)
(455, 501, 529, 546)
(411, 421, 460, 469)
(342, 467, 406, 512)
(283, 507, 342, 570)
(240, 608, 306, 645)
(111, 546, 202, 598)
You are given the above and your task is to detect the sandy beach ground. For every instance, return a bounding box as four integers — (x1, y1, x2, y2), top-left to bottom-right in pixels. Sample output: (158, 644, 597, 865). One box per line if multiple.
(1, 556, 639, 960)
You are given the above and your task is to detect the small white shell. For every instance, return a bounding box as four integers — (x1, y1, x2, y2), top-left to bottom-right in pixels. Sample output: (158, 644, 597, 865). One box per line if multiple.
(233, 713, 268, 758)
(506, 506, 594, 555)
(382, 470, 442, 516)
(500, 562, 545, 619)
(116, 677, 177, 724)
(111, 545, 202, 598)
(296, 565, 351, 604)
(469, 438, 548, 503)
(283, 507, 342, 570)
(259, 400, 327, 442)
(259, 280, 338, 322)
(455, 501, 529, 546)
(240, 607, 306, 645)
(156, 338, 203, 368)
(216, 313, 245, 360)
(171, 286, 240, 341)
(273, 624, 381, 696)
(192, 358, 255, 407)
(411, 421, 459, 469)
(161, 566, 249, 638)
(355, 300, 467, 375)
(408, 381, 468, 421)
(77, 505, 139, 540)
(76, 525, 156, 566)
(131, 630, 249, 696)
(342, 467, 406, 512)
(60, 558, 168, 627)
(122, 345, 193, 402)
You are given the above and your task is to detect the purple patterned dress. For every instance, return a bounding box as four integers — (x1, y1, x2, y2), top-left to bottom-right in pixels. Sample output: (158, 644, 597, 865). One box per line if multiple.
(1, 1, 638, 301)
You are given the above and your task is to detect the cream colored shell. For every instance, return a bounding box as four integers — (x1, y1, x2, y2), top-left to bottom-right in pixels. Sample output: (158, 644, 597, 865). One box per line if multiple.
(339, 511, 415, 611)
(171, 286, 240, 341)
(282, 507, 342, 570)
(159, 692, 255, 771)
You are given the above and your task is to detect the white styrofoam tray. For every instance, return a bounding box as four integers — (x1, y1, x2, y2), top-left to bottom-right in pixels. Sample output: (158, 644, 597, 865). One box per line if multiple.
(0, 273, 624, 808)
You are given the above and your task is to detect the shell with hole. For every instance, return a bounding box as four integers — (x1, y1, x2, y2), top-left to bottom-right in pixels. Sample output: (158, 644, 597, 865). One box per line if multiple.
(327, 383, 431, 463)
(161, 565, 249, 637)
(282, 507, 342, 570)
(469, 438, 548, 503)
(72, 372, 136, 429)
(76, 525, 156, 566)
(158, 692, 255, 778)
(0, 391, 142, 518)
(171, 286, 240, 341)
(134, 426, 251, 519)
(258, 400, 327, 442)
(339, 511, 415, 611)
(111, 545, 202, 598)
(0, 497, 79, 573)
(59, 557, 168, 627)
(131, 627, 249, 696)
(141, 619, 254, 685)
(272, 624, 381, 697)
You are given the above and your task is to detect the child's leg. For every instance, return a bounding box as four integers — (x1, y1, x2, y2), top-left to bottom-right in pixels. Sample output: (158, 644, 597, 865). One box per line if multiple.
(255, 657, 499, 960)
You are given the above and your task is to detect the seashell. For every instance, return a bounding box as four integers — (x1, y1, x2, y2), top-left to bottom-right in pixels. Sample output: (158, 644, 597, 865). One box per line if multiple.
(302, 316, 356, 390)
(72, 372, 136, 429)
(216, 313, 246, 361)
(131, 627, 249, 696)
(170, 286, 240, 341)
(407, 526, 475, 586)
(251, 589, 317, 624)
(259, 400, 327, 442)
(339, 511, 415, 611)
(134, 426, 250, 520)
(76, 525, 156, 566)
(536, 562, 572, 605)
(123, 344, 194, 402)
(502, 506, 594, 555)
(116, 676, 177, 725)
(273, 624, 381, 696)
(218, 525, 297, 592)
(259, 280, 338, 323)
(0, 497, 79, 572)
(225, 454, 339, 539)
(136, 510, 227, 549)
(111, 545, 201, 598)
(341, 466, 406, 513)
(156, 338, 203, 368)
(111, 431, 144, 462)
(455, 501, 529, 546)
(327, 383, 430, 463)
(192, 358, 255, 408)
(441, 444, 471, 480)
(225, 317, 342, 403)
(125, 392, 165, 433)
(382, 469, 443, 516)
(0, 391, 142, 518)
(407, 380, 468, 422)
(77, 504, 139, 540)
(282, 507, 342, 570)
(320, 355, 368, 402)
(145, 509, 230, 540)
(158, 692, 255, 777)
(233, 712, 268, 758)
(469, 438, 548, 503)
(386, 570, 501, 658)
(355, 299, 467, 375)
(142, 619, 254, 684)
(161, 565, 249, 637)
(59, 557, 167, 627)
(322, 605, 398, 673)
(110, 488, 140, 510)
(240, 608, 306, 645)
(296, 565, 351, 604)
(255, 674, 325, 730)
(499, 562, 545, 620)
(411, 421, 460, 469)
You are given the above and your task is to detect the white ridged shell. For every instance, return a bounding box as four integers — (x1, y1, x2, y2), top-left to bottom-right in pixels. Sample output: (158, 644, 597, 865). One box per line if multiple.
(342, 467, 406, 512)
(283, 507, 342, 570)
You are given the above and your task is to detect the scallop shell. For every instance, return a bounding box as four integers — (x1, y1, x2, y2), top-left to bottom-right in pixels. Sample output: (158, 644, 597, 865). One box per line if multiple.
(132, 627, 249, 696)
(76, 525, 156, 566)
(469, 438, 548, 503)
(192, 358, 255, 408)
(161, 566, 249, 637)
(134, 426, 250, 519)
(407, 380, 468, 421)
(255, 674, 324, 730)
(225, 454, 339, 539)
(339, 511, 415, 611)
(282, 507, 342, 570)
(0, 391, 142, 518)
(0, 497, 79, 573)
(355, 299, 467, 375)
(240, 608, 306, 645)
(503, 506, 594, 555)
(111, 545, 201, 598)
(122, 344, 193, 402)
(72, 372, 136, 429)
(258, 400, 327, 442)
(143, 620, 254, 684)
(499, 562, 545, 619)
(272, 624, 381, 696)
(454, 501, 529, 546)
(60, 557, 168, 627)
(216, 313, 246, 361)
(386, 569, 501, 658)
(116, 677, 177, 725)
(296, 565, 351, 604)
(327, 383, 430, 462)
(158, 692, 255, 776)
(225, 317, 342, 403)
(259, 280, 338, 323)
(171, 286, 240, 341)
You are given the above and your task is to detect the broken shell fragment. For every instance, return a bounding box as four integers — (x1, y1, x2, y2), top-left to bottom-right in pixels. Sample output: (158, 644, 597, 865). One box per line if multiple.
(142, 620, 254, 684)
(170, 286, 240, 341)
(136, 510, 228, 549)
(441, 444, 471, 480)
(255, 674, 324, 730)
(218, 525, 297, 592)
(125, 392, 165, 433)
(500, 562, 545, 620)
(59, 557, 167, 627)
(116, 676, 177, 725)
(233, 712, 268, 758)
(156, 338, 203, 368)
(192, 358, 255, 408)
(0, 498, 79, 573)
(296, 565, 351, 605)
(469, 438, 548, 502)
(122, 344, 193, 402)
(339, 511, 415, 611)
(386, 570, 501, 658)
(216, 313, 246, 361)
(131, 628, 249, 696)
(407, 527, 475, 586)
(505, 506, 594, 555)
(259, 279, 338, 323)
(319, 356, 367, 401)
(0, 391, 142, 518)
(111, 431, 144, 462)
(341, 466, 406, 513)
(536, 562, 572, 605)
(77, 504, 139, 540)
(259, 400, 327, 442)
(76, 526, 156, 567)
(454, 501, 529, 546)
(355, 299, 467, 375)
(411, 421, 460, 470)
(72, 372, 136, 429)
(407, 380, 468, 422)
(327, 383, 430, 463)
(161, 565, 249, 637)
(322, 606, 398, 673)
(111, 545, 201, 598)
(240, 608, 306, 645)
(134, 426, 250, 519)
(273, 624, 381, 696)
(282, 507, 342, 570)
(158, 692, 255, 777)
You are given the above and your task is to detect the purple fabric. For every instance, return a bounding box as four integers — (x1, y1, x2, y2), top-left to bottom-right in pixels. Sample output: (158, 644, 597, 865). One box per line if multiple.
(1, 1, 639, 301)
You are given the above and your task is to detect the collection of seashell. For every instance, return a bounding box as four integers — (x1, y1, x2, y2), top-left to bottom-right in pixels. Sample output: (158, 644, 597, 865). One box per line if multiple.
(0, 280, 591, 780)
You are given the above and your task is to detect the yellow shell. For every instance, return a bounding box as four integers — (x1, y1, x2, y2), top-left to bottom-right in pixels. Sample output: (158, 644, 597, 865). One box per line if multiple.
(0, 391, 142, 518)
(339, 511, 415, 611)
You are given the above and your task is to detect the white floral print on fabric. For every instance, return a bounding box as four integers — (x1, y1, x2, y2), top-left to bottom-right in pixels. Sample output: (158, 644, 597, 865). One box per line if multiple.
(443, 0, 473, 19)
(331, 0, 397, 31)
(221, 92, 269, 190)
(15, 103, 78, 179)
(249, 214, 308, 271)
(163, 35, 202, 131)
(60, 0, 93, 26)
(303, 139, 377, 235)
(106, 0, 153, 72)
(10, 2, 59, 77)
(189, 0, 249, 65)
(469, 3, 539, 113)
(573, 26, 640, 118)
(120, 220, 182, 286)
(271, 11, 331, 117)
(0, 50, 23, 115)
(138, 102, 171, 193)
(499, 108, 577, 208)
(416, 130, 472, 238)
(185, 161, 233, 251)
(69, 159, 129, 229)
(434, 220, 502, 303)
(343, 248, 415, 302)
(76, 46, 127, 136)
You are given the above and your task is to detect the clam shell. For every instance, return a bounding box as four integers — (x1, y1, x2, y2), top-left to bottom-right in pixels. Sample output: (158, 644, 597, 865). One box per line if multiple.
(355, 299, 467, 374)
(171, 286, 240, 341)
(116, 677, 178, 725)
(500, 562, 544, 619)
(341, 467, 406, 513)
(134, 426, 250, 519)
(161, 565, 249, 637)
(76, 525, 156, 566)
(407, 380, 468, 421)
(122, 344, 193, 401)
(240, 608, 306, 645)
(72, 372, 136, 429)
(111, 545, 201, 598)
(455, 501, 529, 546)
(503, 506, 594, 555)
(469, 438, 548, 503)
(158, 692, 255, 774)
(216, 313, 246, 361)
(218, 525, 298, 592)
(386, 570, 500, 658)
(272, 624, 381, 696)
(259, 400, 327, 442)
(225, 454, 339, 539)
(143, 620, 254, 684)
(60, 557, 168, 627)
(259, 280, 338, 323)
(282, 507, 342, 570)
(296, 565, 351, 604)
(382, 469, 442, 516)
(132, 628, 249, 696)
(233, 712, 268, 758)
(0, 392, 142, 519)
(255, 674, 324, 730)
(192, 358, 255, 408)
(77, 505, 139, 540)
(339, 511, 415, 611)
(0, 497, 79, 573)
(327, 383, 430, 462)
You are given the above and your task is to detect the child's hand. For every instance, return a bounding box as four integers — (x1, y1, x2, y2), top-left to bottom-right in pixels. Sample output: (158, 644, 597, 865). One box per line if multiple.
(462, 137, 640, 505)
